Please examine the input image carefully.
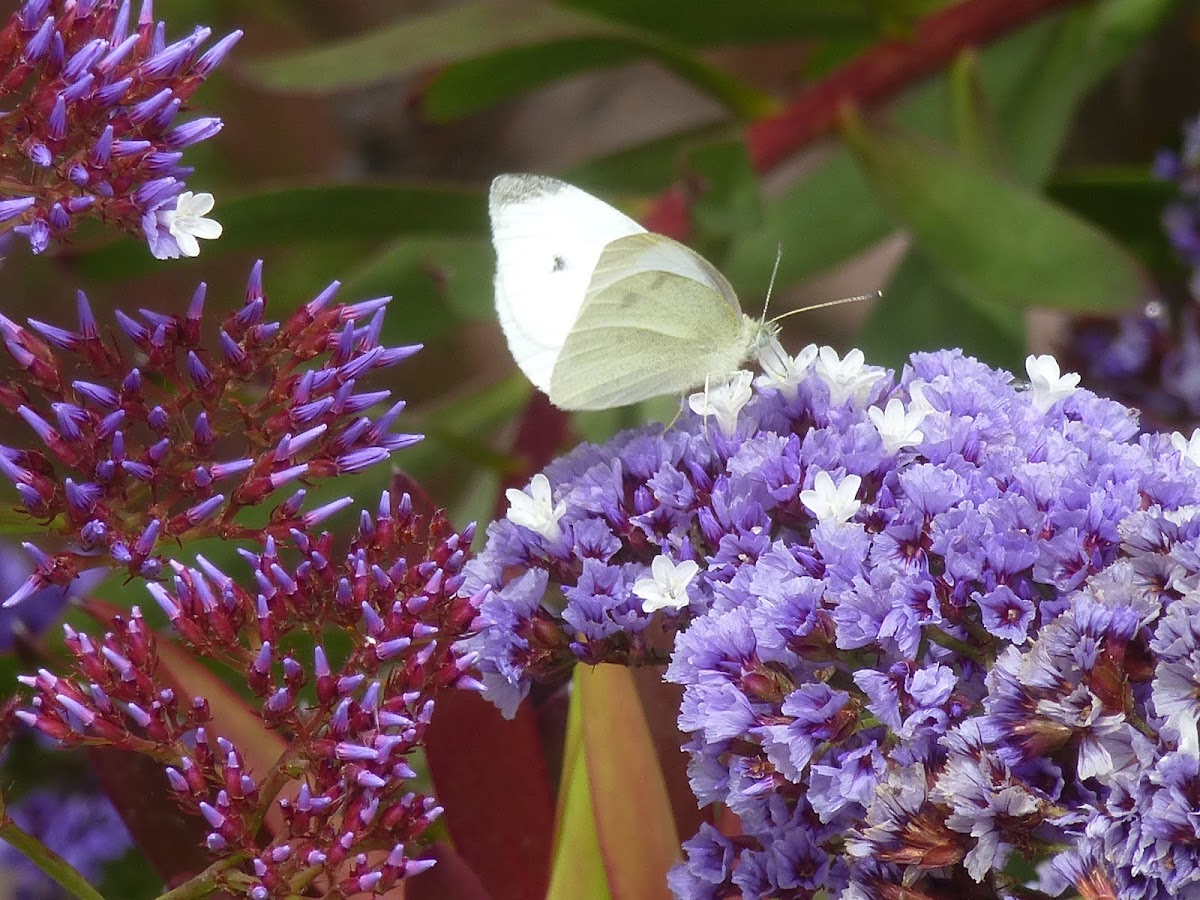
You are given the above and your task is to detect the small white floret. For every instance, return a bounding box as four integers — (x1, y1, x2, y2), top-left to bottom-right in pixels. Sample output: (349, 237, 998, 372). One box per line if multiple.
(757, 338, 817, 396)
(1025, 354, 1080, 414)
(1172, 429, 1200, 467)
(158, 191, 223, 258)
(688, 370, 754, 436)
(505, 473, 565, 541)
(632, 555, 700, 614)
(868, 398, 927, 454)
(799, 470, 862, 525)
(815, 346, 885, 407)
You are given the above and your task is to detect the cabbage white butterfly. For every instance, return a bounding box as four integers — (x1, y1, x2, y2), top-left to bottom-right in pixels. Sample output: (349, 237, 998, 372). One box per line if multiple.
(488, 173, 780, 410)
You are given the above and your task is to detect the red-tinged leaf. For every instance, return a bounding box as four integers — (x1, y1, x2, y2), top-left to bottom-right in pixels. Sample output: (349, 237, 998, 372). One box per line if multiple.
(546, 677, 609, 900)
(80, 601, 291, 837)
(579, 664, 680, 900)
(89, 746, 232, 895)
(631, 667, 710, 842)
(424, 689, 555, 900)
(406, 841, 495, 900)
(389, 469, 438, 522)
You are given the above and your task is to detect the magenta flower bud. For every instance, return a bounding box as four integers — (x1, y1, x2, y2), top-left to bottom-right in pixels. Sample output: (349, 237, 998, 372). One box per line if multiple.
(98, 31, 138, 73)
(47, 94, 67, 140)
(134, 519, 161, 557)
(0, 197, 36, 222)
(187, 351, 212, 389)
(93, 75, 133, 106)
(183, 494, 224, 526)
(198, 802, 225, 830)
(54, 693, 96, 726)
(166, 116, 223, 149)
(62, 72, 95, 102)
(337, 448, 388, 474)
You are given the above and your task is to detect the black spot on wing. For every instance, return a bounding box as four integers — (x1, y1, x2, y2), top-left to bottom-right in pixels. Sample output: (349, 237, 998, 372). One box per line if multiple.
(552, 255, 567, 272)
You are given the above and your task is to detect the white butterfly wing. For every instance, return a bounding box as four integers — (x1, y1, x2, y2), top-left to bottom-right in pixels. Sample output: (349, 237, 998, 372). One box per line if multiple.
(549, 233, 753, 410)
(489, 174, 646, 392)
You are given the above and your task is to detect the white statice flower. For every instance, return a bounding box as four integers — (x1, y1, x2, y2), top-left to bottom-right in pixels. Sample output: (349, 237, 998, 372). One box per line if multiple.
(868, 398, 927, 454)
(688, 370, 754, 436)
(156, 191, 223, 258)
(632, 554, 700, 614)
(814, 346, 885, 407)
(1025, 354, 1080, 414)
(799, 470, 862, 525)
(756, 337, 817, 397)
(907, 380, 937, 416)
(1172, 429, 1200, 467)
(505, 473, 566, 541)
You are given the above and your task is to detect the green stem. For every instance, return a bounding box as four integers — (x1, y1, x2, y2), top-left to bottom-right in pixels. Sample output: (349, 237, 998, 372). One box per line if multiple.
(0, 819, 106, 900)
(154, 854, 248, 900)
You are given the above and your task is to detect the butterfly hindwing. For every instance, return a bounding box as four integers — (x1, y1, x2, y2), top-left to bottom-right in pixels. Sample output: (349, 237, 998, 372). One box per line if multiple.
(549, 233, 750, 410)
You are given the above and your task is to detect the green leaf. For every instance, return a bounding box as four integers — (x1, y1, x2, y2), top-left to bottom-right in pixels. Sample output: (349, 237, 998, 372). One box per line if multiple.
(339, 236, 495, 343)
(67, 183, 487, 280)
(858, 251, 1025, 372)
(721, 151, 892, 300)
(245, 1, 775, 119)
(578, 664, 680, 900)
(242, 1, 602, 92)
(1047, 167, 1182, 278)
(559, 0, 878, 45)
(559, 123, 735, 195)
(842, 114, 1144, 313)
(423, 39, 638, 120)
(546, 669, 611, 900)
(946, 49, 1008, 172)
(685, 139, 763, 242)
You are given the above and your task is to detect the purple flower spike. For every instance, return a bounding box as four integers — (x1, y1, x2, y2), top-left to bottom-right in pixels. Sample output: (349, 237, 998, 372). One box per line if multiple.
(0, 1, 236, 256)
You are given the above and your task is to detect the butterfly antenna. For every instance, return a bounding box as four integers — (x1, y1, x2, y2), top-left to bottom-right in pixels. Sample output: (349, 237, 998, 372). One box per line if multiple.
(759, 243, 784, 322)
(767, 290, 881, 326)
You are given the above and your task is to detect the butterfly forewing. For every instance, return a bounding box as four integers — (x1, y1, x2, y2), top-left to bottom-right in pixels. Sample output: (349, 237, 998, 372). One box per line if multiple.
(489, 174, 645, 392)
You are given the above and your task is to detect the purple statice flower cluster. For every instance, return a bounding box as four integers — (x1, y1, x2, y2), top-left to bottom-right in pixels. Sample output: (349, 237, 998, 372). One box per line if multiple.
(463, 345, 1200, 898)
(20, 496, 479, 896)
(0, 260, 420, 608)
(0, 0, 239, 257)
(8, 268, 485, 896)
(0, 786, 131, 899)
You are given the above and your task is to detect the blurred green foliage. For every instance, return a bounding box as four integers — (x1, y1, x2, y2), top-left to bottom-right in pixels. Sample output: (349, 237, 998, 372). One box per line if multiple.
(2, 0, 1197, 892)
